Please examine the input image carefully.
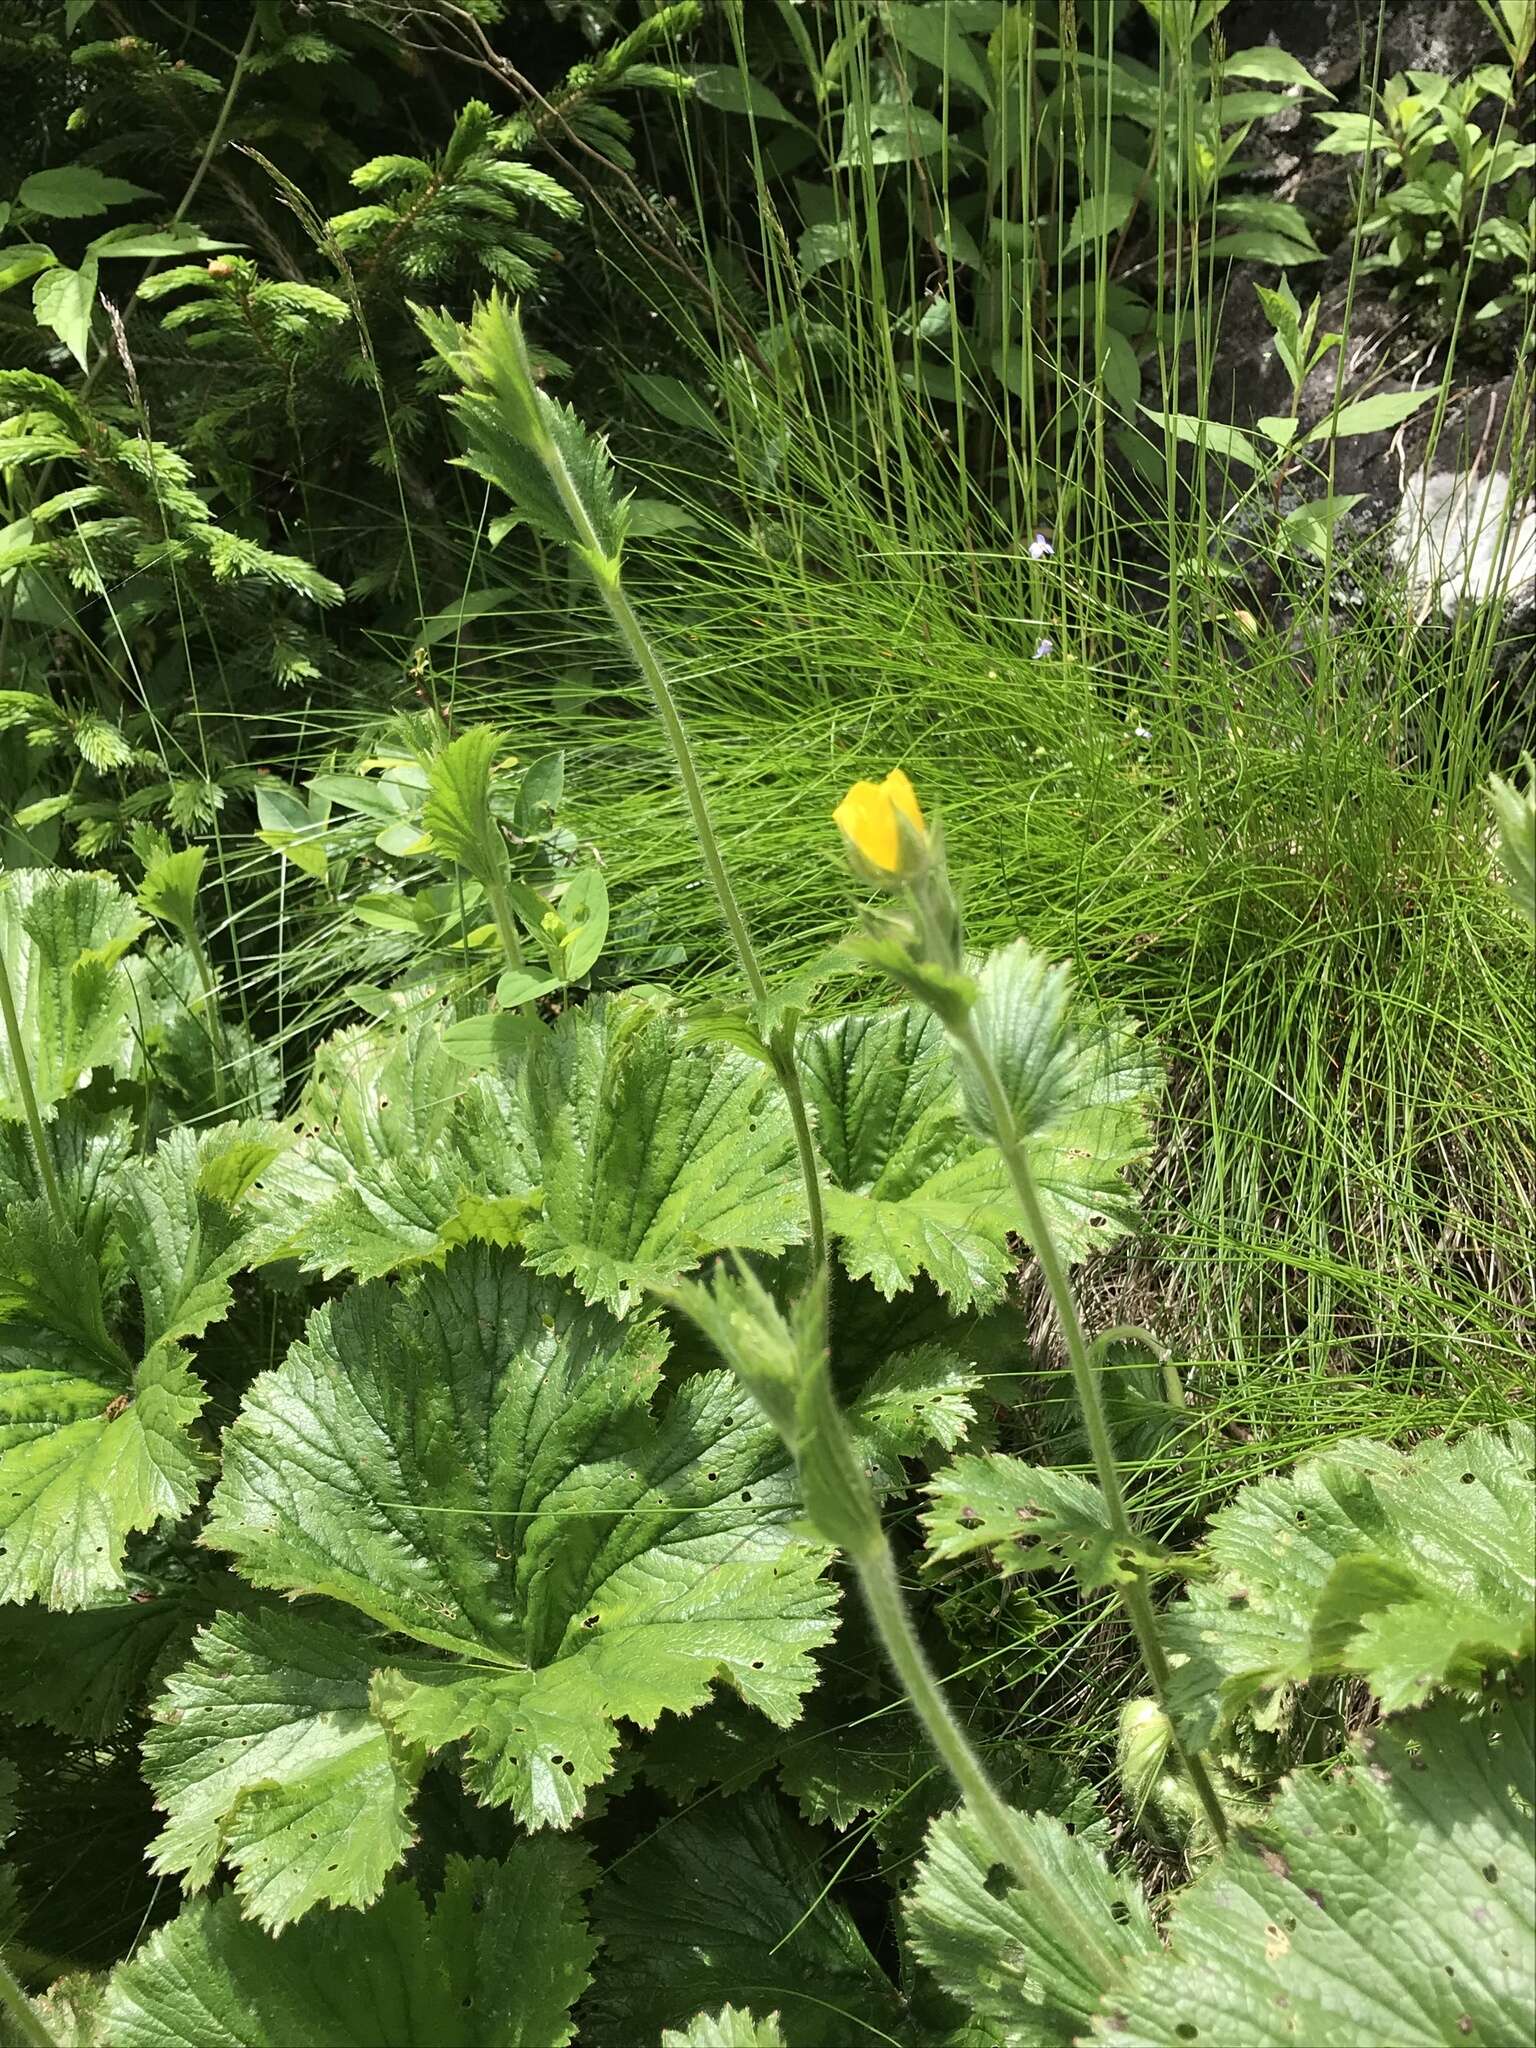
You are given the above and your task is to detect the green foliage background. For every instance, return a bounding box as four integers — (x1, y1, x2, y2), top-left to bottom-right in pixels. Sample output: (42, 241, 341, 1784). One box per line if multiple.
(0, 0, 1532, 2043)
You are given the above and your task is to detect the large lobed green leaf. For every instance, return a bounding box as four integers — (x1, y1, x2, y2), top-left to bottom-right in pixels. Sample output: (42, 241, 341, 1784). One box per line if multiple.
(589, 1788, 900, 2047)
(0, 1124, 285, 1609)
(1163, 1423, 1534, 1740)
(105, 1843, 596, 2048)
(0, 866, 145, 1117)
(800, 979, 1155, 1308)
(252, 993, 802, 1308)
(148, 1247, 836, 1925)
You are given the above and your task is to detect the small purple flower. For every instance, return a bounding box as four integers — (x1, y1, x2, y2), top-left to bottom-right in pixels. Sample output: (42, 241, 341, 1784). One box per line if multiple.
(1033, 636, 1054, 660)
(1029, 531, 1054, 560)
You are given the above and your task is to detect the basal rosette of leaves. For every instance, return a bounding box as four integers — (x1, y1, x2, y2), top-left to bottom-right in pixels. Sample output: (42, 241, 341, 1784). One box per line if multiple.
(141, 1245, 838, 1929)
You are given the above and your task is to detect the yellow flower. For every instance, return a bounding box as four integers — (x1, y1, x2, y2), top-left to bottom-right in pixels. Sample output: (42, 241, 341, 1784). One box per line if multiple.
(834, 769, 927, 879)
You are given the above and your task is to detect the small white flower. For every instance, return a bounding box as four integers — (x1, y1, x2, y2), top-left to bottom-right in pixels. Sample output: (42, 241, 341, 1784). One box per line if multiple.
(1029, 531, 1054, 559)
(1134, 723, 1152, 740)
(1033, 636, 1054, 659)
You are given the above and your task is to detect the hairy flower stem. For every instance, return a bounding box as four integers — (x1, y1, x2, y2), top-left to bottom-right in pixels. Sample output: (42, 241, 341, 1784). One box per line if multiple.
(0, 949, 65, 1229)
(482, 870, 537, 1023)
(850, 1532, 1122, 1982)
(0, 1955, 57, 2048)
(587, 565, 828, 1275)
(525, 387, 828, 1272)
(950, 1014, 1231, 1848)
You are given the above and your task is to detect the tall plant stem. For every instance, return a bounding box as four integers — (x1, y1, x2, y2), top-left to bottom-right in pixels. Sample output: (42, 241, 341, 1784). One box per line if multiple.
(850, 1532, 1122, 1984)
(0, 1953, 57, 2048)
(530, 406, 828, 1273)
(0, 947, 65, 1228)
(589, 566, 828, 1275)
(951, 1013, 1230, 1848)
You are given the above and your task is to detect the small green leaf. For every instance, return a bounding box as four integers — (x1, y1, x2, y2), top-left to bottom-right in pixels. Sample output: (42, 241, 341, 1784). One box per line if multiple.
(19, 166, 153, 219)
(0, 245, 58, 294)
(1063, 190, 1135, 255)
(0, 867, 146, 1118)
(1489, 757, 1535, 924)
(1303, 388, 1437, 442)
(1142, 407, 1265, 469)
(136, 842, 206, 942)
(441, 1012, 542, 1066)
(689, 67, 797, 122)
(422, 727, 511, 891)
(33, 257, 98, 369)
(1222, 46, 1334, 96)
(558, 865, 609, 979)
(885, 4, 994, 104)
(925, 1453, 1170, 1589)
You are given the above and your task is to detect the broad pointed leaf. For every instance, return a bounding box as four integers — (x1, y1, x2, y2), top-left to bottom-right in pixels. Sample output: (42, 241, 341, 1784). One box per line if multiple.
(197, 1248, 835, 1838)
(105, 1844, 596, 2047)
(1163, 1424, 1534, 1740)
(0, 866, 145, 1118)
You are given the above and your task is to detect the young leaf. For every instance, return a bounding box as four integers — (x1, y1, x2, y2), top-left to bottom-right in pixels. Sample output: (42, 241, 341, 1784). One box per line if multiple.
(420, 293, 630, 564)
(1097, 1676, 1535, 2045)
(1303, 387, 1437, 442)
(924, 1453, 1170, 1589)
(32, 258, 98, 369)
(0, 867, 146, 1117)
(1141, 408, 1265, 470)
(422, 726, 512, 893)
(200, 1248, 836, 1833)
(135, 841, 207, 943)
(662, 2011, 787, 2048)
(106, 1843, 597, 2047)
(589, 1789, 900, 2045)
(1162, 1424, 1533, 1740)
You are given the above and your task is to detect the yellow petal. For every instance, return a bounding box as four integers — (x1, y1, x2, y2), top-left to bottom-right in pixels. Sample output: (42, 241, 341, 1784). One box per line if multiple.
(833, 769, 927, 877)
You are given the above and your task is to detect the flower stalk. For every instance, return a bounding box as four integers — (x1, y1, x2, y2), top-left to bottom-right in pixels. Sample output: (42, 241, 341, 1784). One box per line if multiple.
(836, 767, 1230, 1848)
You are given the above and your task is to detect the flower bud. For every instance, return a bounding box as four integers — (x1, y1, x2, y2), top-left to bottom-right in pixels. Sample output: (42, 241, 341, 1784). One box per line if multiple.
(833, 769, 929, 885)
